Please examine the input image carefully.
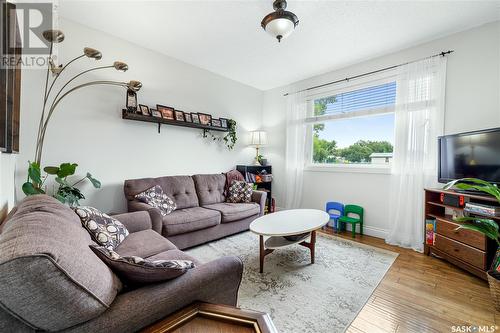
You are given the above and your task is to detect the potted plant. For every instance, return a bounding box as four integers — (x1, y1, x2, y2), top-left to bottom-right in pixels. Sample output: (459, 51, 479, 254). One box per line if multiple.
(444, 178, 500, 309)
(23, 162, 101, 207)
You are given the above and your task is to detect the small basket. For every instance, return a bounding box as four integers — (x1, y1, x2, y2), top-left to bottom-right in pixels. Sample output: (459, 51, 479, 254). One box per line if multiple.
(261, 174, 273, 182)
(487, 271, 500, 311)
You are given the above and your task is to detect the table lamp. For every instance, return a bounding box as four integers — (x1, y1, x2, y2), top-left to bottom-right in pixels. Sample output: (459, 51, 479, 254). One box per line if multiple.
(250, 130, 267, 165)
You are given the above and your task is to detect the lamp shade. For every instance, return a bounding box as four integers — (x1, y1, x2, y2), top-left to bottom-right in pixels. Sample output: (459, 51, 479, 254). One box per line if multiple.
(261, 0, 299, 42)
(250, 131, 267, 146)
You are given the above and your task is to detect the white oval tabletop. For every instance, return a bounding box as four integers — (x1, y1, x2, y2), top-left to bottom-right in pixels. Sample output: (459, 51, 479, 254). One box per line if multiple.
(249, 209, 330, 237)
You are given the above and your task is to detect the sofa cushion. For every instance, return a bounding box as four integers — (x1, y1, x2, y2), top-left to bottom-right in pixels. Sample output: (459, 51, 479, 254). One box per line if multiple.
(74, 206, 129, 250)
(0, 195, 122, 331)
(224, 169, 245, 196)
(226, 180, 253, 203)
(192, 174, 226, 205)
(124, 176, 199, 209)
(204, 203, 260, 223)
(134, 185, 176, 216)
(162, 207, 221, 236)
(90, 246, 194, 285)
(115, 229, 177, 258)
(147, 249, 201, 265)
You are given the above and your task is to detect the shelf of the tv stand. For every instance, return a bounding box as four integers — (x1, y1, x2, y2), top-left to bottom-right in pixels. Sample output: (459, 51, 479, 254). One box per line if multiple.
(425, 188, 498, 203)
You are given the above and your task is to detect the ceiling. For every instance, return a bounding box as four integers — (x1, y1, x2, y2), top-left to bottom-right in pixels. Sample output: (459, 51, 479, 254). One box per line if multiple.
(58, 1, 500, 91)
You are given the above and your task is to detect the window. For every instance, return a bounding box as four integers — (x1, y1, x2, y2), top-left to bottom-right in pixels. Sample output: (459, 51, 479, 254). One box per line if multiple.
(308, 80, 396, 167)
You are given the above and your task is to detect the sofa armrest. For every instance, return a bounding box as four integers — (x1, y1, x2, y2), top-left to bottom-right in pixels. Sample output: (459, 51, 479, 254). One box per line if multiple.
(127, 201, 163, 234)
(65, 256, 243, 333)
(111, 211, 153, 233)
(252, 190, 267, 216)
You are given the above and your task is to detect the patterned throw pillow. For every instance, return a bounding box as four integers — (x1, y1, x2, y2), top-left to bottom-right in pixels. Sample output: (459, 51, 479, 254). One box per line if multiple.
(226, 180, 253, 203)
(134, 185, 176, 216)
(90, 245, 195, 284)
(74, 206, 129, 250)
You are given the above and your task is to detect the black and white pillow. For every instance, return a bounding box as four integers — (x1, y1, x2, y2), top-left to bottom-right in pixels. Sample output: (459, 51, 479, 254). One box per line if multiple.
(90, 245, 195, 284)
(134, 185, 176, 216)
(74, 206, 129, 250)
(226, 180, 253, 203)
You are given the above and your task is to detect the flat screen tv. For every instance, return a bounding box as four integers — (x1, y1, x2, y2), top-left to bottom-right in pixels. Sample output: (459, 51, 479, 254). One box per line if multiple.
(438, 128, 500, 185)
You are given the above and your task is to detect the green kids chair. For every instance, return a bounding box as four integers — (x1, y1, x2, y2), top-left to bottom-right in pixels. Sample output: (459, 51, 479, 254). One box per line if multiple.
(338, 204, 364, 238)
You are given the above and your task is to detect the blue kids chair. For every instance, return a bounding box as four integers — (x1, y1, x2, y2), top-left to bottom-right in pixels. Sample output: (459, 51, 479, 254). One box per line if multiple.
(325, 202, 344, 231)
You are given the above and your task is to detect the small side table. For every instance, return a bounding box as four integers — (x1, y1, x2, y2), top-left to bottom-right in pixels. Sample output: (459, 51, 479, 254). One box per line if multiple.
(140, 302, 278, 333)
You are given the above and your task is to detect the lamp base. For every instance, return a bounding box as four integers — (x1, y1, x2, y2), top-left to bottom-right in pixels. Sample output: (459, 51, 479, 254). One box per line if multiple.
(253, 157, 261, 166)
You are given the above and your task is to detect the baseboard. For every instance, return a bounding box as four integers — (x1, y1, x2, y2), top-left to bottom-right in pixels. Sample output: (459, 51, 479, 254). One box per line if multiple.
(340, 224, 388, 239)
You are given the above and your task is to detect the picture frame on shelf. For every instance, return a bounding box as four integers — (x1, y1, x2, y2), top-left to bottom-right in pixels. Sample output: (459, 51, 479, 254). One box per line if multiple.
(126, 89, 138, 112)
(184, 113, 192, 122)
(174, 110, 185, 121)
(198, 113, 212, 126)
(157, 104, 175, 120)
(191, 113, 200, 124)
(220, 118, 228, 128)
(211, 119, 222, 127)
(151, 109, 162, 118)
(138, 104, 150, 116)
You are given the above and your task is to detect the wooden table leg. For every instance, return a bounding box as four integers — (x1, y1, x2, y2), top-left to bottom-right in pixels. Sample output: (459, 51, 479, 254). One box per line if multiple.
(310, 230, 316, 264)
(259, 235, 274, 273)
(299, 230, 317, 264)
(259, 235, 265, 273)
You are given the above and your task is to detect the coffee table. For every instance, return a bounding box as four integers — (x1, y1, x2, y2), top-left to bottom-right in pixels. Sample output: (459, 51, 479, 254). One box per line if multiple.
(249, 209, 330, 273)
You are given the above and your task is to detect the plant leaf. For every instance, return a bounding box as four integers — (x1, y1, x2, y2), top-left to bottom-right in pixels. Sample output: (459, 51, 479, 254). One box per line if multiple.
(443, 178, 500, 202)
(456, 224, 498, 241)
(456, 217, 499, 238)
(86, 173, 101, 188)
(43, 166, 60, 175)
(57, 163, 78, 178)
(53, 193, 66, 203)
(22, 182, 45, 195)
(27, 162, 42, 185)
(55, 177, 70, 186)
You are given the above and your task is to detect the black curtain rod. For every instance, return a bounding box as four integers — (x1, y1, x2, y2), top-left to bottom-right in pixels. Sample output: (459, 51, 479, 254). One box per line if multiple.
(283, 50, 454, 97)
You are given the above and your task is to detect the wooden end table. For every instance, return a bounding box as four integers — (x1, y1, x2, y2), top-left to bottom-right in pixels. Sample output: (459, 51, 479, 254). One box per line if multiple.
(140, 302, 277, 333)
(249, 209, 330, 273)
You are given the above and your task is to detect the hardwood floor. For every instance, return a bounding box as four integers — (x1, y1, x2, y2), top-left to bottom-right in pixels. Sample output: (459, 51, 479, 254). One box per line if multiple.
(319, 228, 498, 333)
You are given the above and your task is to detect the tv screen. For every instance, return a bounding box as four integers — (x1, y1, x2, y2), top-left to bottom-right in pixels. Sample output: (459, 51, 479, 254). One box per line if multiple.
(438, 128, 500, 185)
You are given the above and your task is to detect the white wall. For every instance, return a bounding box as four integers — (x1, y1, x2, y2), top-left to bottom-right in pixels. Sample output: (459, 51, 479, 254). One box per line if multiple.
(0, 153, 16, 222)
(262, 21, 500, 238)
(17, 18, 263, 213)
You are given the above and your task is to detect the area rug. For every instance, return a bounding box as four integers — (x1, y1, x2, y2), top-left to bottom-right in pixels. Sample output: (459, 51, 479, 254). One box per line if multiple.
(186, 231, 398, 333)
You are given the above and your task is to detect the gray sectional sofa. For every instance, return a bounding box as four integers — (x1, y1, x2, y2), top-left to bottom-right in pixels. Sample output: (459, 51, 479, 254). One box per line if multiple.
(0, 195, 243, 332)
(124, 173, 267, 249)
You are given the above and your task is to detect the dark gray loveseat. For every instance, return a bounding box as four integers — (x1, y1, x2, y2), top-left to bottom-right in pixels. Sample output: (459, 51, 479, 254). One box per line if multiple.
(0, 195, 243, 332)
(124, 173, 267, 249)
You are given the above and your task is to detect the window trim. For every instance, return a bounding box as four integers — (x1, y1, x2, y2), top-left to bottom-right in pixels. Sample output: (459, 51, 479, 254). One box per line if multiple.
(307, 74, 397, 171)
(305, 163, 392, 174)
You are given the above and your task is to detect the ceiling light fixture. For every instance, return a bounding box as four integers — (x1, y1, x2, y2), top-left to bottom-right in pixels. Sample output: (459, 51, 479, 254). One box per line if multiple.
(261, 0, 299, 43)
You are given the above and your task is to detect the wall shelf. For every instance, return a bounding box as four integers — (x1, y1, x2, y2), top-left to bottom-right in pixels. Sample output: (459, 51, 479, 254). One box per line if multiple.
(122, 110, 230, 134)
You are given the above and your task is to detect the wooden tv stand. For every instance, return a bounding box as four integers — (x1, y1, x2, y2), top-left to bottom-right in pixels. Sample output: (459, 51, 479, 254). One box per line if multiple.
(424, 188, 499, 280)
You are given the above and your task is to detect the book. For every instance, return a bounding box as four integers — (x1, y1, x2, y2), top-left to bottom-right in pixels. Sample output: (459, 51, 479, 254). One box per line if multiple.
(464, 202, 500, 217)
(425, 219, 436, 246)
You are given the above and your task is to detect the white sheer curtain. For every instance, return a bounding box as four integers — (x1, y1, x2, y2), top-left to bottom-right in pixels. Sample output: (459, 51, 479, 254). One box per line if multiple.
(284, 91, 307, 209)
(386, 56, 447, 252)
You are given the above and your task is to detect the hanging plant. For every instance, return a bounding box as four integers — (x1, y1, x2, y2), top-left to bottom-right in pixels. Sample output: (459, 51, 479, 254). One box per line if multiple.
(204, 119, 237, 150)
